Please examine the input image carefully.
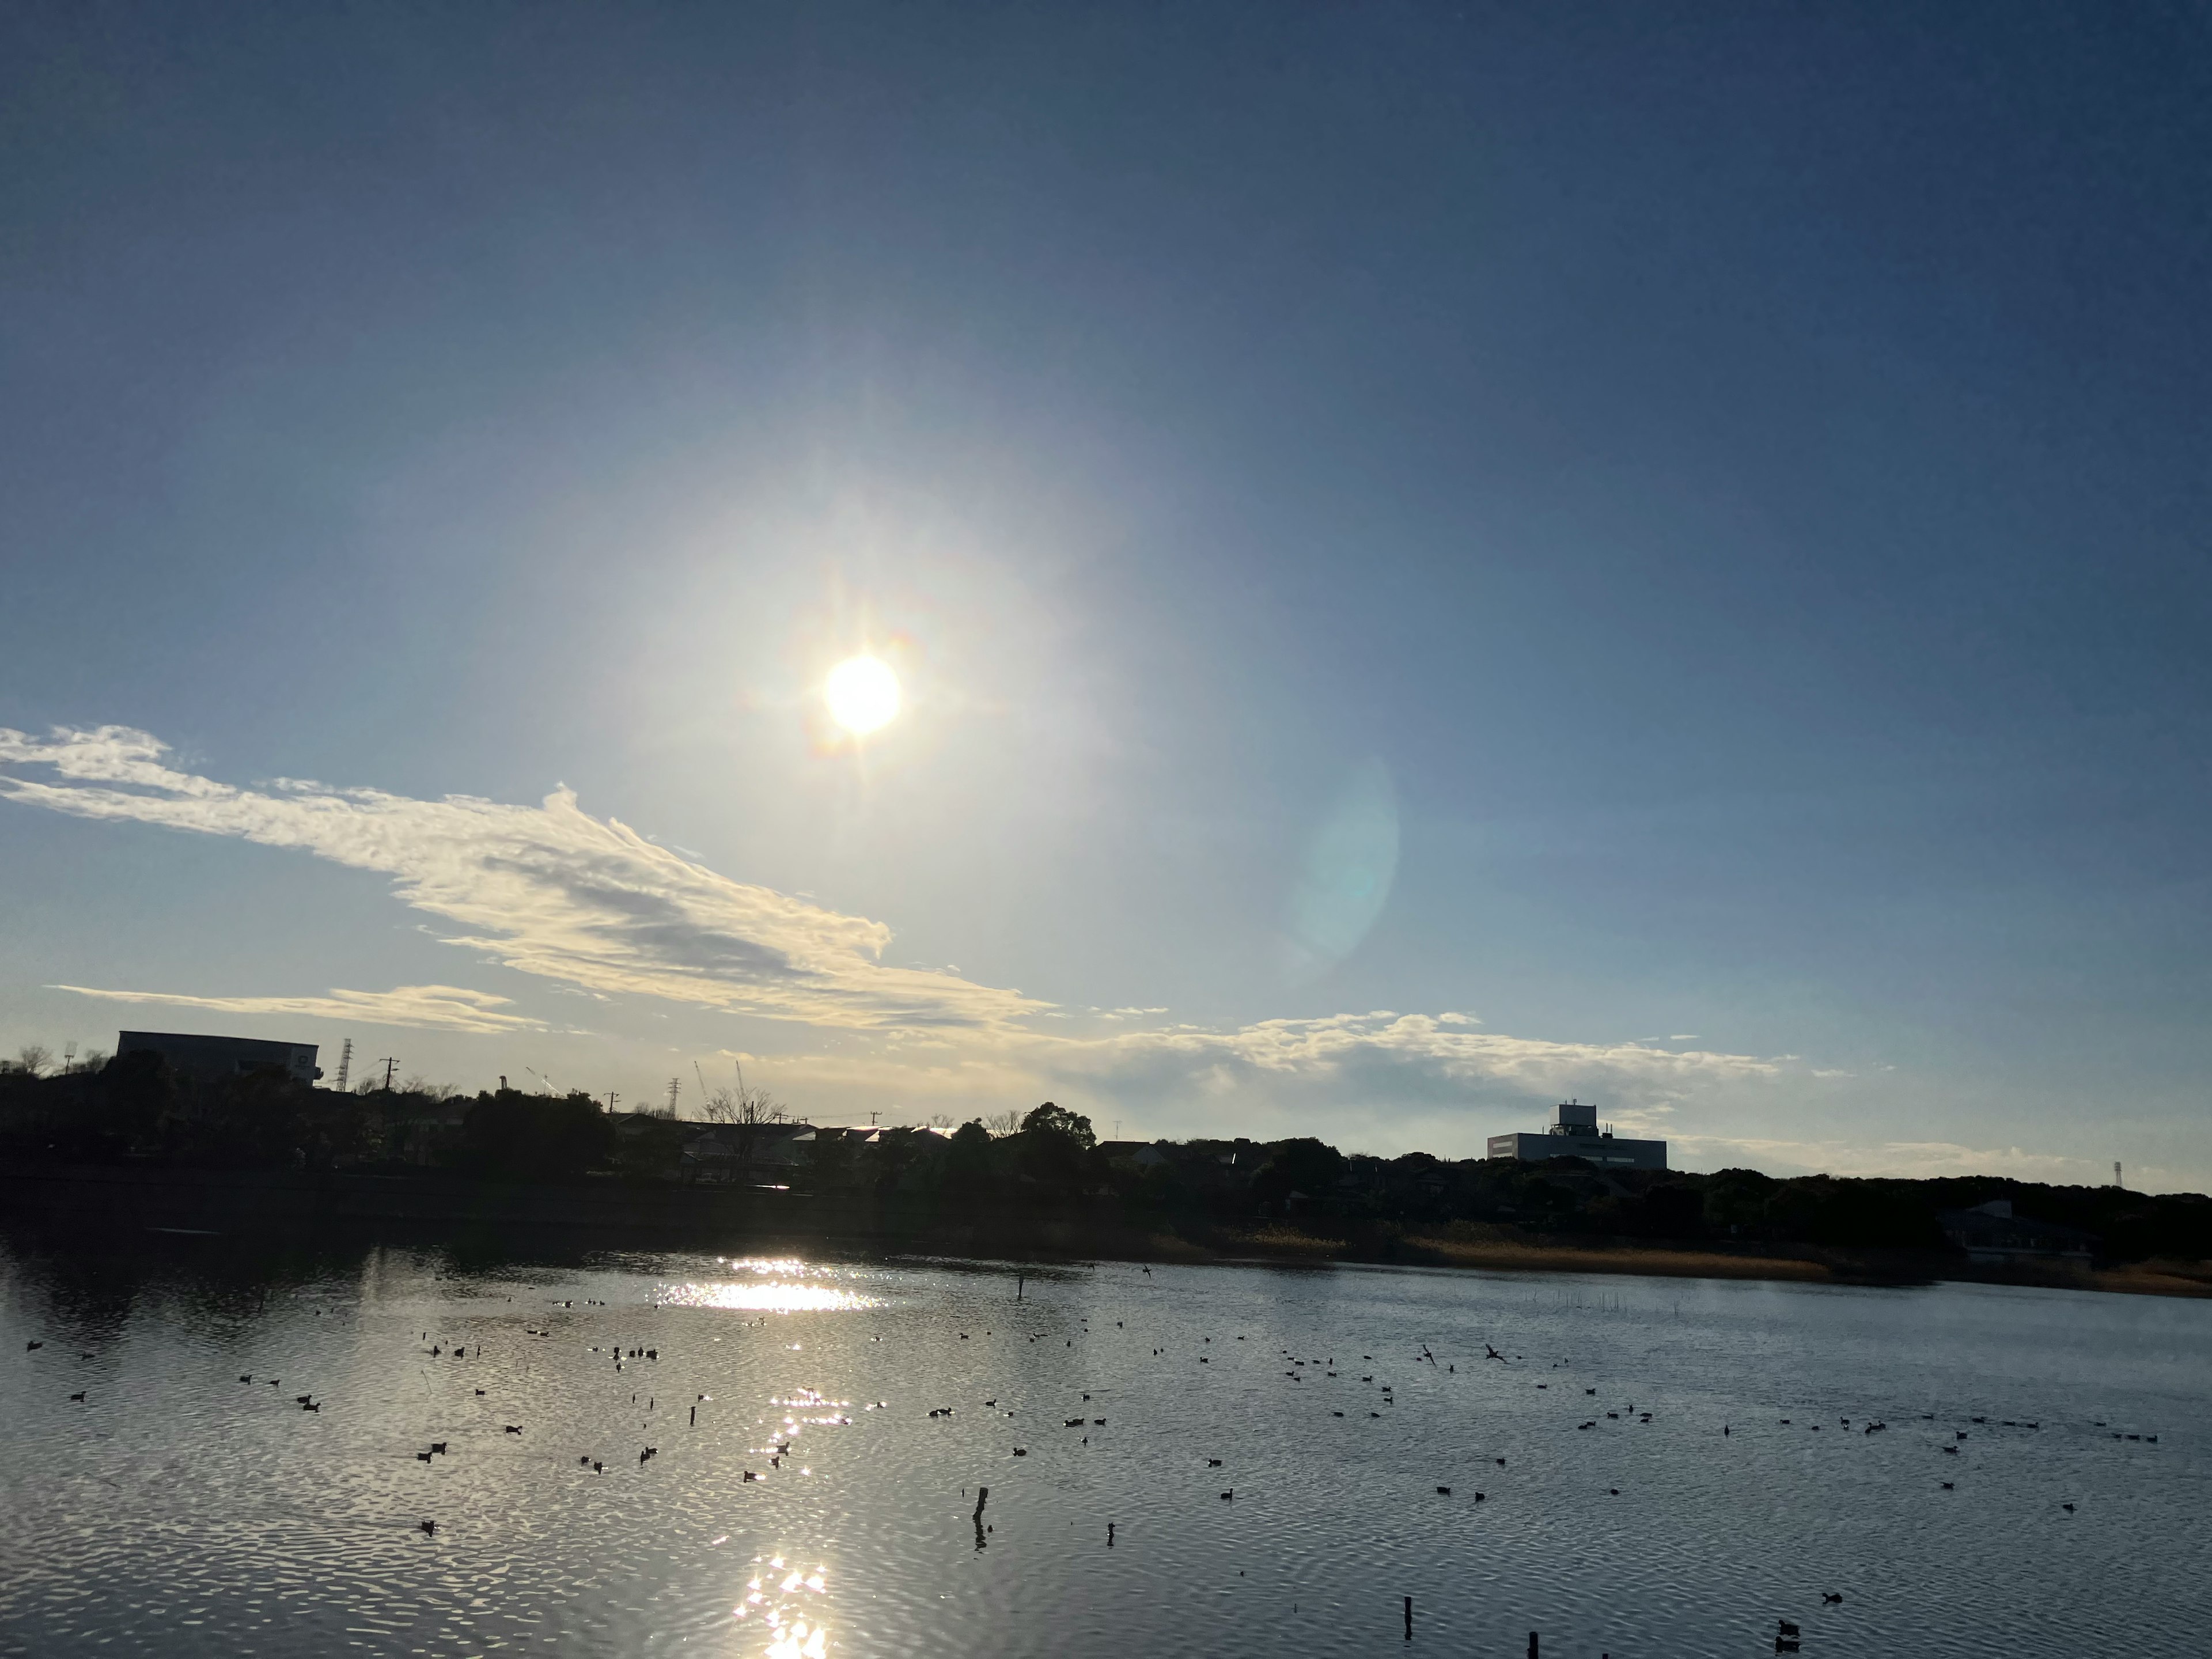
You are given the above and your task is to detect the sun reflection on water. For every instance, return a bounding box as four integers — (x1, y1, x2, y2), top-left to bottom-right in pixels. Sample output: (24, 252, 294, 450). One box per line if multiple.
(657, 1259, 881, 1315)
(737, 1553, 830, 1658)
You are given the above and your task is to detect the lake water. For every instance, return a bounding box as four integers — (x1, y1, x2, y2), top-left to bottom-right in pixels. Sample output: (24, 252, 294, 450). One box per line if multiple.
(1, 1228, 2205, 1658)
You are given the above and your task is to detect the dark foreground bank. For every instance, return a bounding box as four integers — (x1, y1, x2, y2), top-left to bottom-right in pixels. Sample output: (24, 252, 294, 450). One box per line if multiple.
(6, 1160, 2207, 1298)
(7, 1062, 2209, 1294)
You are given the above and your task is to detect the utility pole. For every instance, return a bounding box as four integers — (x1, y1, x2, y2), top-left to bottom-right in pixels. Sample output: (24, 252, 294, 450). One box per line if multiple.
(335, 1039, 353, 1093)
(378, 1056, 399, 1093)
(63, 1043, 77, 1074)
(605, 1090, 620, 1113)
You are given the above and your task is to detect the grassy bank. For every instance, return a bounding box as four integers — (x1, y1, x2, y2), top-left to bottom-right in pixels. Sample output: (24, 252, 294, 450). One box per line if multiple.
(1215, 1223, 1834, 1283)
(1212, 1221, 2212, 1297)
(1399, 1234, 1832, 1282)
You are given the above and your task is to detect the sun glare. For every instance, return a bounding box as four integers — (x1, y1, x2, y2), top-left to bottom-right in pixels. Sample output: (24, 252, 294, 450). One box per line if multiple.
(824, 654, 900, 735)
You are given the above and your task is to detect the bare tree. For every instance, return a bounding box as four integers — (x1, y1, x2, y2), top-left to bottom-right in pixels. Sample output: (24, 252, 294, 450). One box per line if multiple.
(699, 1056, 782, 1127)
(14, 1044, 52, 1078)
(928, 1112, 954, 1130)
(982, 1108, 1021, 1137)
(77, 1047, 109, 1073)
(702, 1068, 786, 1181)
(704, 1082, 779, 1124)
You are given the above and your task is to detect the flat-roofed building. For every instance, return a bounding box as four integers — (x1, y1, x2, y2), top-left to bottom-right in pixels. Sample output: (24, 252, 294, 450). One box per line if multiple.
(116, 1030, 321, 1085)
(1487, 1099, 1666, 1171)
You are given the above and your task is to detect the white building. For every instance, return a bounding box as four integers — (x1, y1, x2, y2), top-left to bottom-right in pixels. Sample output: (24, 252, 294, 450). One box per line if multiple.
(1487, 1100, 1666, 1172)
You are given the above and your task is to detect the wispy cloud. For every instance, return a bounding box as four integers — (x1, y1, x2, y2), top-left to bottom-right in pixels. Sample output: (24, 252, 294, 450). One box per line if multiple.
(50, 983, 547, 1035)
(743, 1013, 1777, 1143)
(1057, 1012, 1774, 1098)
(0, 726, 1044, 1031)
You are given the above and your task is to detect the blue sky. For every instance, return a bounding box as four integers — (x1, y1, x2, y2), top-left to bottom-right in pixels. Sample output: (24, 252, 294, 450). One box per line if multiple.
(3, 3, 2208, 1187)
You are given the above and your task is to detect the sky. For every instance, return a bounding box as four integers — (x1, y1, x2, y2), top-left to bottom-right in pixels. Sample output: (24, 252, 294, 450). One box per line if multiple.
(3, 2, 2209, 1190)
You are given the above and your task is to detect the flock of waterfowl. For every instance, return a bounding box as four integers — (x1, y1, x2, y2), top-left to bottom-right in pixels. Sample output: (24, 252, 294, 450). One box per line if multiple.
(16, 1263, 2169, 1655)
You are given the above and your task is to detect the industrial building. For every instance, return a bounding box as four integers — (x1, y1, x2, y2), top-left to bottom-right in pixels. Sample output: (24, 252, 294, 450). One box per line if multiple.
(116, 1031, 321, 1085)
(1487, 1099, 1667, 1171)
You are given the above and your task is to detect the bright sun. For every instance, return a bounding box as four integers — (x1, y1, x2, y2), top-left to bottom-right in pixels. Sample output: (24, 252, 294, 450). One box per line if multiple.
(824, 654, 900, 735)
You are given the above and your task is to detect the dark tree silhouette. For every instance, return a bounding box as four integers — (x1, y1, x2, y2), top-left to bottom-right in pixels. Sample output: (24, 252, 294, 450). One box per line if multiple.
(458, 1090, 615, 1181)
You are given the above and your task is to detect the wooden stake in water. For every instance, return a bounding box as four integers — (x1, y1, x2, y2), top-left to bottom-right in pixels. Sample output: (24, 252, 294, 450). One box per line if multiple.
(1528, 1633, 1539, 1659)
(1402, 1596, 1412, 1639)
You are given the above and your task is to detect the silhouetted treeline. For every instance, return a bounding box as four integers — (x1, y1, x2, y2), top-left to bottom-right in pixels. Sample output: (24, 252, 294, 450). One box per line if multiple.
(1082, 1134, 2211, 1267)
(3, 1060, 2206, 1266)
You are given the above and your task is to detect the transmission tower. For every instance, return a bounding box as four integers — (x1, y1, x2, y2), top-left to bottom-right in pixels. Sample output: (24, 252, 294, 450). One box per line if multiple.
(335, 1039, 353, 1092)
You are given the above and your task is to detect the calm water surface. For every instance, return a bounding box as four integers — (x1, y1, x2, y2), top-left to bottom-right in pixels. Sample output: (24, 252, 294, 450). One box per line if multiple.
(1, 1229, 2205, 1658)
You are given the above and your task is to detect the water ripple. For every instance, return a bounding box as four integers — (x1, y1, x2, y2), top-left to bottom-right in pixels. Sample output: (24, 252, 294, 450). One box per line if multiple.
(0, 1236, 2205, 1657)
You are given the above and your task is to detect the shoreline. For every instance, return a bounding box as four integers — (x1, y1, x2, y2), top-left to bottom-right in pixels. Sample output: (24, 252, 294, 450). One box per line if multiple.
(5, 1161, 2207, 1298)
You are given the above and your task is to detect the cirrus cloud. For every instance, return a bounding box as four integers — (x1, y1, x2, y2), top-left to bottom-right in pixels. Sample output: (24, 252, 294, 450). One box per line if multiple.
(0, 725, 1044, 1032)
(50, 982, 546, 1036)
